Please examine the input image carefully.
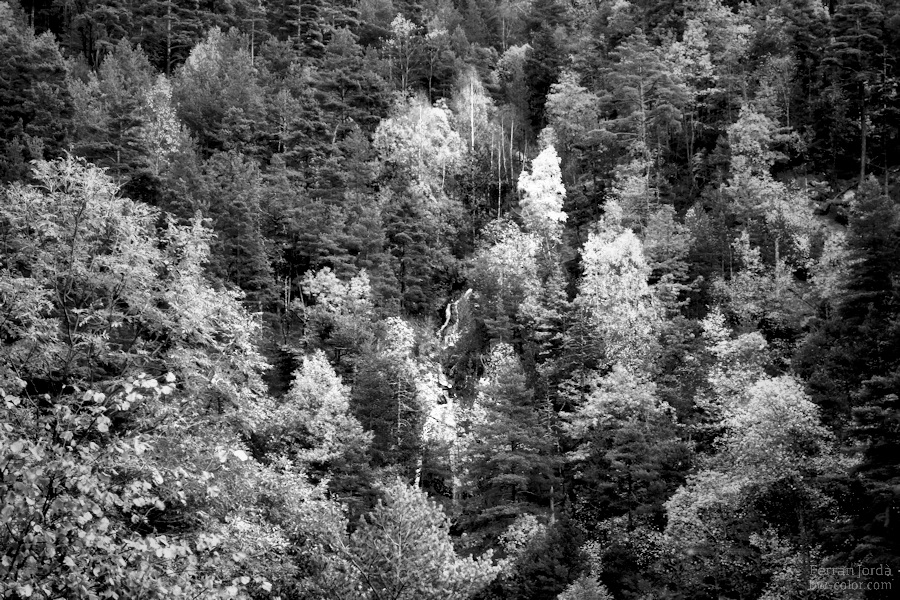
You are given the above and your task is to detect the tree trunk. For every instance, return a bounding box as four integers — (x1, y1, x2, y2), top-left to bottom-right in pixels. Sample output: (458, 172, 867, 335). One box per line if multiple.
(166, 1, 172, 76)
(860, 82, 867, 186)
(469, 79, 475, 152)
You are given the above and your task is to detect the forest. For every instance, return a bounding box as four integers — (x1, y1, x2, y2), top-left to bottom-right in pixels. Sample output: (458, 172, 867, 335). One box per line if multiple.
(0, 0, 898, 598)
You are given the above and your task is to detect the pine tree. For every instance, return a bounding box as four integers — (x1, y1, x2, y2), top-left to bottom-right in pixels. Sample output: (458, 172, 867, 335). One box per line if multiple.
(131, 0, 235, 74)
(460, 344, 558, 530)
(257, 350, 374, 512)
(173, 27, 267, 156)
(351, 353, 424, 476)
(600, 28, 688, 168)
(68, 39, 155, 178)
(196, 150, 275, 306)
(319, 481, 499, 600)
(63, 0, 133, 67)
(564, 366, 689, 530)
(467, 219, 541, 342)
(823, 0, 887, 183)
(0, 4, 72, 182)
(524, 25, 565, 131)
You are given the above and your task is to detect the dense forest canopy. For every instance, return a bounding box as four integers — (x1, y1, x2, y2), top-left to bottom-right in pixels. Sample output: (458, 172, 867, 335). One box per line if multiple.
(1, 0, 899, 598)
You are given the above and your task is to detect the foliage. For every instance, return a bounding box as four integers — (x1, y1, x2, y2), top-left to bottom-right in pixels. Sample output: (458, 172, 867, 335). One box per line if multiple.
(2, 1, 900, 597)
(575, 207, 660, 369)
(564, 365, 689, 529)
(467, 219, 541, 340)
(0, 2, 72, 182)
(173, 27, 266, 156)
(0, 156, 345, 599)
(373, 93, 464, 193)
(460, 343, 557, 530)
(517, 144, 568, 239)
(317, 480, 499, 600)
(557, 576, 613, 600)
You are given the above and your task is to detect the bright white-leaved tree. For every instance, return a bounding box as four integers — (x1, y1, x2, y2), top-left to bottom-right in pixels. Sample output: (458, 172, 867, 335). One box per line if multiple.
(575, 204, 660, 369)
(467, 219, 542, 340)
(373, 94, 465, 198)
(517, 144, 567, 239)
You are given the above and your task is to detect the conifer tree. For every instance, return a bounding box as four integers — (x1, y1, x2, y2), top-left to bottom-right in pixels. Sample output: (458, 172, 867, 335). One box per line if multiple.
(173, 27, 267, 156)
(460, 344, 558, 530)
(196, 150, 274, 305)
(318, 481, 499, 600)
(352, 353, 424, 475)
(600, 28, 688, 170)
(564, 366, 688, 529)
(824, 0, 887, 184)
(69, 39, 155, 178)
(0, 3, 72, 182)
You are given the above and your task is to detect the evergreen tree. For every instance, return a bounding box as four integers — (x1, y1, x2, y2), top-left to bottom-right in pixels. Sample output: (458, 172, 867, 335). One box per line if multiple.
(196, 150, 274, 305)
(173, 27, 266, 156)
(63, 0, 133, 67)
(0, 3, 72, 182)
(352, 353, 424, 476)
(257, 350, 374, 513)
(564, 366, 689, 530)
(795, 178, 900, 573)
(317, 481, 499, 600)
(460, 344, 558, 533)
(68, 39, 156, 178)
(823, 0, 887, 183)
(524, 24, 565, 131)
(467, 219, 541, 342)
(600, 28, 688, 173)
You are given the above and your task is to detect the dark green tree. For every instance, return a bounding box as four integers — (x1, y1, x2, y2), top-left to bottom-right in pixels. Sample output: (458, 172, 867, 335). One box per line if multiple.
(130, 0, 257, 74)
(600, 28, 688, 171)
(461, 344, 559, 535)
(351, 353, 424, 477)
(383, 194, 454, 315)
(0, 3, 72, 182)
(794, 178, 900, 581)
(69, 38, 155, 178)
(64, 0, 134, 67)
(524, 24, 566, 131)
(483, 517, 589, 600)
(173, 27, 267, 156)
(563, 366, 690, 531)
(823, 0, 888, 184)
(196, 150, 275, 306)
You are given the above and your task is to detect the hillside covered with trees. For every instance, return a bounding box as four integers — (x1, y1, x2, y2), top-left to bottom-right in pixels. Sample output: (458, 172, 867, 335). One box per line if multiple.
(1, 0, 899, 598)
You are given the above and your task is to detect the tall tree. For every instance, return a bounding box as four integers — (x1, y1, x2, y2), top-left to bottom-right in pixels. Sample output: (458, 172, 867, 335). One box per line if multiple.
(564, 365, 689, 530)
(574, 205, 661, 370)
(68, 39, 155, 178)
(823, 0, 887, 183)
(0, 3, 72, 182)
(195, 150, 275, 305)
(599, 28, 688, 178)
(460, 343, 559, 533)
(173, 27, 266, 156)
